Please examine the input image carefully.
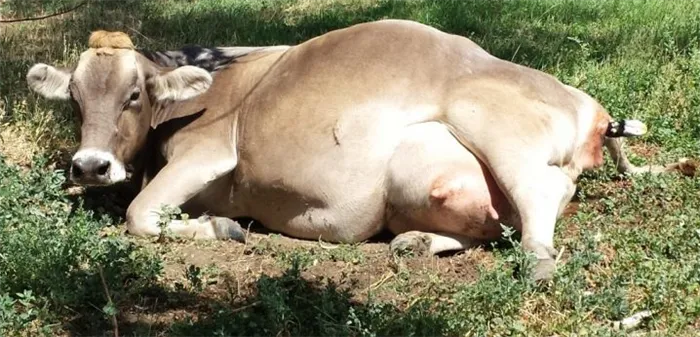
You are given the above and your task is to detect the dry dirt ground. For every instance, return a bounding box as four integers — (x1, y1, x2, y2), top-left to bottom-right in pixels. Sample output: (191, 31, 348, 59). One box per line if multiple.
(105, 200, 577, 332)
(117, 229, 487, 328)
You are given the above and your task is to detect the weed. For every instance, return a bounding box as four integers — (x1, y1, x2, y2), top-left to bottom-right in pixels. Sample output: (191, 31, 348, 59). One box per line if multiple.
(0, 155, 163, 335)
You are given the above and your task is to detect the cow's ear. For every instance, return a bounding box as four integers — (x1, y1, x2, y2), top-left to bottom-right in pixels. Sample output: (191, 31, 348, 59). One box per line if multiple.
(26, 63, 71, 100)
(149, 65, 212, 102)
(148, 66, 212, 128)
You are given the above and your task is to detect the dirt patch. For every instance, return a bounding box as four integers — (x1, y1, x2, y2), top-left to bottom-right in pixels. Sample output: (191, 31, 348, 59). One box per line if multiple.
(156, 231, 487, 294)
(0, 126, 42, 167)
(562, 201, 580, 217)
(115, 228, 494, 332)
(628, 143, 662, 159)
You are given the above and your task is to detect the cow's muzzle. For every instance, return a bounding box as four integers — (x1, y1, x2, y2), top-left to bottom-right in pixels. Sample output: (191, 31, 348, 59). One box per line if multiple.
(606, 119, 648, 138)
(69, 148, 127, 186)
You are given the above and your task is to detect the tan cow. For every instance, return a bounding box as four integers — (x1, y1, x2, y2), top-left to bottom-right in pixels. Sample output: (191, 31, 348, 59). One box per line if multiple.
(26, 20, 677, 280)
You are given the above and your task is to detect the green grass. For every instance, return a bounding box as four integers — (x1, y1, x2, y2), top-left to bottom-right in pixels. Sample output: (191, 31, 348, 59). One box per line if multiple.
(1, 0, 699, 336)
(0, 156, 163, 336)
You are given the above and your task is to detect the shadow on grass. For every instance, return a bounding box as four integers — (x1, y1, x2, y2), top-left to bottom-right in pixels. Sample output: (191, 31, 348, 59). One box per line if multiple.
(3, 0, 659, 123)
(67, 260, 451, 336)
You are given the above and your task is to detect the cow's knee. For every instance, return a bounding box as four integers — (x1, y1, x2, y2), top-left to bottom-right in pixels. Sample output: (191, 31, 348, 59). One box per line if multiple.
(125, 206, 160, 237)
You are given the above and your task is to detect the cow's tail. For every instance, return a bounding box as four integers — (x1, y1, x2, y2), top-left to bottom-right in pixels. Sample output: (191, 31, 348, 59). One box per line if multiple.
(604, 119, 696, 176)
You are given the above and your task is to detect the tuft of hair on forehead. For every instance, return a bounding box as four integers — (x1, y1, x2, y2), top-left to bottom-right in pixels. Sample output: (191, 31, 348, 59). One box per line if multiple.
(88, 30, 135, 50)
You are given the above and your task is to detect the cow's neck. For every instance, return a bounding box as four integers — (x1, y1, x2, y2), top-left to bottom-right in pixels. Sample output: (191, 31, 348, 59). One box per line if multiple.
(149, 45, 290, 121)
(143, 46, 290, 163)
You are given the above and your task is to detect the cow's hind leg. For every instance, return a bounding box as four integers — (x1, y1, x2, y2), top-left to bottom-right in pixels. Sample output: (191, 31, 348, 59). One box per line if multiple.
(483, 162, 575, 280)
(440, 133, 575, 280)
(390, 231, 482, 256)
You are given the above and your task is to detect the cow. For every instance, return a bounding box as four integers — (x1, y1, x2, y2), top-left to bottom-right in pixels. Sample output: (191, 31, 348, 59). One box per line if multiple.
(25, 19, 679, 280)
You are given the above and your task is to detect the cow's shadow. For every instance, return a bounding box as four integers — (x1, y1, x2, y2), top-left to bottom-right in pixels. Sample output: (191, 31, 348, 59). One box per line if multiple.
(63, 261, 454, 336)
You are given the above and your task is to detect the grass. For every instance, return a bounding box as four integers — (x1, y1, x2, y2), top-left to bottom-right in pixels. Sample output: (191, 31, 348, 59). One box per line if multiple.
(0, 0, 699, 335)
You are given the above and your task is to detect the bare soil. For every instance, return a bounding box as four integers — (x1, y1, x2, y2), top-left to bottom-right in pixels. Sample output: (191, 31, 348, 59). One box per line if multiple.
(113, 223, 498, 333)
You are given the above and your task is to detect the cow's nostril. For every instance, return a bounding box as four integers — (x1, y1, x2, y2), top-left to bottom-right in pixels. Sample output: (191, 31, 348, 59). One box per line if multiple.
(96, 160, 110, 176)
(71, 157, 110, 181)
(72, 164, 83, 177)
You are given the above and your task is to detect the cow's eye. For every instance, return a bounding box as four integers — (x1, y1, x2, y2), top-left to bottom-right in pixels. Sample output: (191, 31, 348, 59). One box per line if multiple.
(130, 90, 140, 101)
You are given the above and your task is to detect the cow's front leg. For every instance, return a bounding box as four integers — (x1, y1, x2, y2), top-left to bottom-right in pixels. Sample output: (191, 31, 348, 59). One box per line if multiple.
(125, 151, 244, 241)
(495, 164, 576, 281)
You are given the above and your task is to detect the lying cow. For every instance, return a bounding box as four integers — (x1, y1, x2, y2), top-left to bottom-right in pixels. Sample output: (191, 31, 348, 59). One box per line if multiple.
(26, 19, 677, 280)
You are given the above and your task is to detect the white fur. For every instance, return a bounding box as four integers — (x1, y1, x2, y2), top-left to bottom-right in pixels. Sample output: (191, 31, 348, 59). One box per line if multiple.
(26, 63, 71, 100)
(72, 50, 94, 84)
(621, 119, 648, 137)
(119, 50, 139, 77)
(516, 165, 576, 250)
(151, 65, 213, 102)
(72, 148, 127, 184)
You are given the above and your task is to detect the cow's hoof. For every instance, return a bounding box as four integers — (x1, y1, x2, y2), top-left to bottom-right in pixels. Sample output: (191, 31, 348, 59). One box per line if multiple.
(390, 231, 431, 257)
(209, 217, 246, 243)
(523, 239, 558, 259)
(532, 258, 556, 281)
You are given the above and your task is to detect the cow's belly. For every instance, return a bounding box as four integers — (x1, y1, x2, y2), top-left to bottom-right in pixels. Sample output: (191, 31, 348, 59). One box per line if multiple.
(232, 120, 517, 243)
(386, 122, 516, 240)
(233, 113, 403, 243)
(233, 182, 386, 243)
(180, 171, 385, 244)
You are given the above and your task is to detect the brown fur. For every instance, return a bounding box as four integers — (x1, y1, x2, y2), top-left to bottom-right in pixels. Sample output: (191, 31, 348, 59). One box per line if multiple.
(580, 110, 612, 170)
(88, 30, 134, 50)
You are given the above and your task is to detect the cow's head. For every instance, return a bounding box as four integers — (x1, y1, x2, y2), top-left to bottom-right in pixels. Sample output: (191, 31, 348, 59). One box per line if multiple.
(26, 31, 212, 186)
